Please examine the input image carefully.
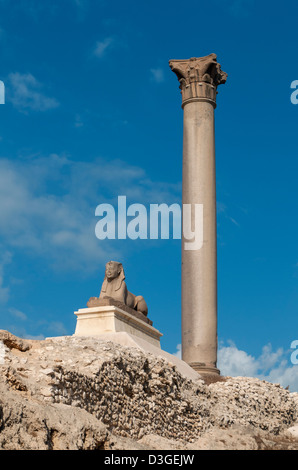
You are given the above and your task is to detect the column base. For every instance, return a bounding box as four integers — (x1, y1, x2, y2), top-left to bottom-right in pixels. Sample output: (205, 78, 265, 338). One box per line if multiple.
(188, 362, 220, 377)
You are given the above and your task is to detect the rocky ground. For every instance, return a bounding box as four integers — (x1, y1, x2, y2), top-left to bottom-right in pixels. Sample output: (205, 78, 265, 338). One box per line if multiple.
(1, 329, 298, 450)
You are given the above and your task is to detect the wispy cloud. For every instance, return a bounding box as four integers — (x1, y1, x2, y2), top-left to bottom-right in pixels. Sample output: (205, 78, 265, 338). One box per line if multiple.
(46, 321, 68, 336)
(74, 113, 84, 128)
(71, 0, 89, 21)
(8, 307, 27, 321)
(2, 319, 68, 340)
(0, 250, 12, 303)
(150, 67, 165, 83)
(229, 217, 240, 227)
(0, 155, 107, 271)
(7, 72, 59, 112)
(217, 201, 240, 227)
(0, 154, 181, 272)
(93, 37, 114, 58)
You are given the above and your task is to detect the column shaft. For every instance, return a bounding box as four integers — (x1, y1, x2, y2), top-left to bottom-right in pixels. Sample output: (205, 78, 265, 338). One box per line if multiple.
(182, 100, 218, 373)
(169, 54, 227, 376)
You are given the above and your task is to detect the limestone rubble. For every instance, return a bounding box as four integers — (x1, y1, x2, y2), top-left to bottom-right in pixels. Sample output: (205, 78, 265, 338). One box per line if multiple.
(1, 329, 298, 450)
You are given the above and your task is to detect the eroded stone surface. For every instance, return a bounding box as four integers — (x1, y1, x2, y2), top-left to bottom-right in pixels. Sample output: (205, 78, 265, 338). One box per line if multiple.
(1, 330, 298, 450)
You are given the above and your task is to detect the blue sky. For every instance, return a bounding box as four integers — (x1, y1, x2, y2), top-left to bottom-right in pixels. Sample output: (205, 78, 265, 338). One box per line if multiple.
(0, 0, 298, 388)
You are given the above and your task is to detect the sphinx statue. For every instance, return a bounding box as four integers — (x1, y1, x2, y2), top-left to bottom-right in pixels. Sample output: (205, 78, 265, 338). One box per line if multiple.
(87, 261, 150, 322)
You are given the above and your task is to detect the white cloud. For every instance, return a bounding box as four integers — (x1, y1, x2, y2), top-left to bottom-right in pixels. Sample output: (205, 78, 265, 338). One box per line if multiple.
(218, 341, 298, 392)
(0, 250, 12, 303)
(173, 340, 298, 392)
(74, 113, 84, 128)
(71, 0, 89, 21)
(229, 217, 240, 227)
(150, 68, 165, 83)
(218, 340, 258, 376)
(7, 72, 59, 112)
(217, 201, 240, 227)
(46, 321, 68, 336)
(93, 37, 114, 58)
(8, 307, 27, 321)
(0, 156, 113, 271)
(173, 343, 181, 358)
(217, 202, 227, 214)
(0, 154, 181, 272)
(1, 314, 68, 340)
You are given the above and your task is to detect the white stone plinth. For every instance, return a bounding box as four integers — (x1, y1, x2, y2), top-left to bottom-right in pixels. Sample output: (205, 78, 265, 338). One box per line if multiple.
(74, 305, 163, 348)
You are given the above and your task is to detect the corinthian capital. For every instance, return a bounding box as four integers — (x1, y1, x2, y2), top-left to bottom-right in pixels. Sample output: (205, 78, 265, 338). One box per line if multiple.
(169, 54, 227, 107)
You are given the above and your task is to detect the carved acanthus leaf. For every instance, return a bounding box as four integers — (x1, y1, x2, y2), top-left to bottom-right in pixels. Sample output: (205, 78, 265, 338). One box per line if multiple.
(169, 54, 227, 105)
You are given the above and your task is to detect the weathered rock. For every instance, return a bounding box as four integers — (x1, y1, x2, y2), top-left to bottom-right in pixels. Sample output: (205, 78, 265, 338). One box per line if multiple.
(0, 329, 39, 352)
(0, 330, 298, 450)
(0, 382, 109, 450)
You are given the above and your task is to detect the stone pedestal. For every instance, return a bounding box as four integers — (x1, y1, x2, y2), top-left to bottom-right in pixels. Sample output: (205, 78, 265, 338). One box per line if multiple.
(74, 305, 163, 348)
(169, 54, 227, 376)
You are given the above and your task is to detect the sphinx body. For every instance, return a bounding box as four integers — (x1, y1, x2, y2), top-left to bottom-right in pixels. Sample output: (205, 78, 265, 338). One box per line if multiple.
(99, 261, 148, 317)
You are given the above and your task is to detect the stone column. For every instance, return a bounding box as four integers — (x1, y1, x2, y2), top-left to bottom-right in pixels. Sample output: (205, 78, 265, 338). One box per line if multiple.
(169, 54, 227, 376)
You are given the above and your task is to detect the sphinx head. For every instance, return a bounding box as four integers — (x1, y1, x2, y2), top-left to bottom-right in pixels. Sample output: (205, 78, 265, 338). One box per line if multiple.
(105, 261, 124, 282)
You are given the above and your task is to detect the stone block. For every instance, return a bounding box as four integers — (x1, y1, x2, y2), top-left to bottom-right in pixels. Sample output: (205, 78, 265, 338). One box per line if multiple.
(74, 305, 163, 348)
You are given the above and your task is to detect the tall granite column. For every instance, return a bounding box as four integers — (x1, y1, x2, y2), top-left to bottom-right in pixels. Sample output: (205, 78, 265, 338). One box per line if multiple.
(169, 54, 227, 376)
